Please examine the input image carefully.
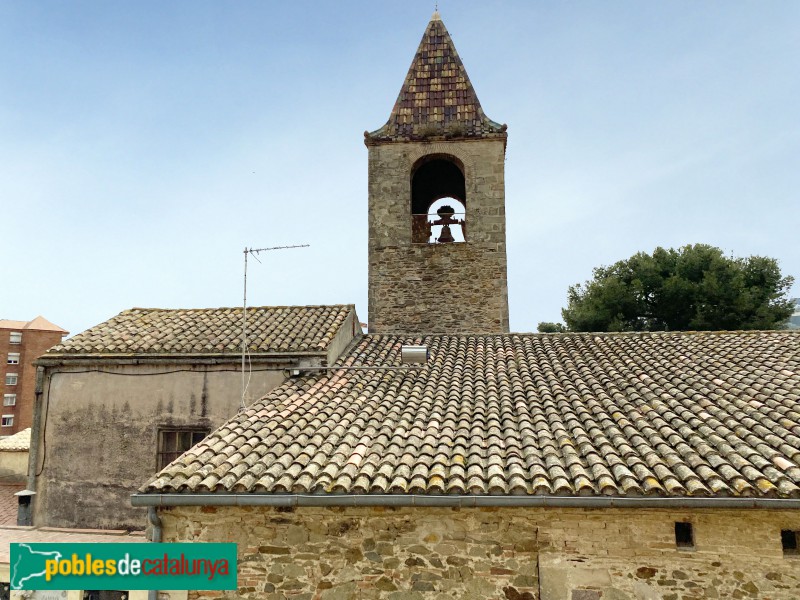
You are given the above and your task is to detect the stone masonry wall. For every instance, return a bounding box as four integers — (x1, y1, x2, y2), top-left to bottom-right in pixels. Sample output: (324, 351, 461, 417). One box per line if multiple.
(369, 244, 508, 334)
(160, 505, 800, 600)
(367, 139, 509, 334)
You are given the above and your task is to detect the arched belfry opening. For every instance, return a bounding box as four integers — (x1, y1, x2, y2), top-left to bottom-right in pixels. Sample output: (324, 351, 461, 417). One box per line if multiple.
(411, 155, 466, 244)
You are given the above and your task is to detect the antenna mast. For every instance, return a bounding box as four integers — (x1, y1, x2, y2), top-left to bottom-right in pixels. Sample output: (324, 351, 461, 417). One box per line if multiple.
(242, 244, 310, 410)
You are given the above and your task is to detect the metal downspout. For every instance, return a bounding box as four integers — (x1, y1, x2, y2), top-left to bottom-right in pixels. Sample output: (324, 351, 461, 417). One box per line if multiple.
(147, 507, 163, 600)
(23, 367, 46, 524)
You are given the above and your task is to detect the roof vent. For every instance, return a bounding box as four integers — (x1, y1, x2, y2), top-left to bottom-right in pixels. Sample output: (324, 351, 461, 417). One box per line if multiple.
(401, 345, 429, 364)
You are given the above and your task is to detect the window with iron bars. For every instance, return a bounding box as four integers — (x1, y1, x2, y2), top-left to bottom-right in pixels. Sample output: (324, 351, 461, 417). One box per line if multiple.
(157, 428, 209, 470)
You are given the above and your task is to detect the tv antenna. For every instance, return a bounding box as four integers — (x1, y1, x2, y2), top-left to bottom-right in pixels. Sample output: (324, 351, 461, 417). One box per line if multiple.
(241, 244, 309, 410)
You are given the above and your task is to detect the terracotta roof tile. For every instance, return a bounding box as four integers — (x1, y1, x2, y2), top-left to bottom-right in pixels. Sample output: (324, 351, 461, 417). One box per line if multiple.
(141, 331, 800, 499)
(46, 305, 354, 357)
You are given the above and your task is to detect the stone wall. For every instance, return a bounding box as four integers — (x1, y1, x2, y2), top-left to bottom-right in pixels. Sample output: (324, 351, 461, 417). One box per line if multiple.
(8, 589, 187, 600)
(369, 244, 509, 334)
(367, 139, 509, 334)
(159, 505, 800, 600)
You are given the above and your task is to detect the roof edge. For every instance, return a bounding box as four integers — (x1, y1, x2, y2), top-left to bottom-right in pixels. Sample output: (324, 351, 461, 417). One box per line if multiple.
(36, 352, 326, 366)
(362, 330, 800, 337)
(121, 304, 355, 312)
(0, 317, 68, 333)
(364, 129, 507, 147)
(131, 493, 800, 510)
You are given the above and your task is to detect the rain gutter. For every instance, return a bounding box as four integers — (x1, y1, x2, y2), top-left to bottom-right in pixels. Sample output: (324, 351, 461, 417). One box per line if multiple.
(131, 493, 800, 510)
(35, 353, 323, 367)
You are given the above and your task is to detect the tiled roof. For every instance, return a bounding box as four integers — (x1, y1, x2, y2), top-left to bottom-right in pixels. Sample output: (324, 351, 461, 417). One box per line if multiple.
(142, 331, 800, 499)
(0, 484, 26, 525)
(0, 320, 27, 329)
(366, 12, 506, 144)
(46, 305, 355, 356)
(0, 429, 30, 452)
(0, 317, 67, 333)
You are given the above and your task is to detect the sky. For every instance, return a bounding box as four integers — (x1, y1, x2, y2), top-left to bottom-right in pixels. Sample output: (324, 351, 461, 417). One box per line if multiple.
(1, 1, 798, 337)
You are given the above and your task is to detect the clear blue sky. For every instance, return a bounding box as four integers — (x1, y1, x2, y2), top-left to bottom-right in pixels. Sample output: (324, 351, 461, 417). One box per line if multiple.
(2, 1, 798, 336)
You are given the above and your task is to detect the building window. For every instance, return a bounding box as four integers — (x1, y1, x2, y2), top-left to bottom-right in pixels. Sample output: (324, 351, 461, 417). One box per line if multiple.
(7, 353, 20, 365)
(157, 428, 208, 470)
(1, 415, 13, 427)
(9, 332, 22, 344)
(84, 591, 128, 600)
(5, 374, 17, 386)
(782, 530, 799, 556)
(3, 395, 15, 407)
(675, 522, 694, 549)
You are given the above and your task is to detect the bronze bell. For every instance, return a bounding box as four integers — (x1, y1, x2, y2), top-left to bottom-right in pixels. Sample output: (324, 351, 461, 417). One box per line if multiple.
(438, 224, 455, 243)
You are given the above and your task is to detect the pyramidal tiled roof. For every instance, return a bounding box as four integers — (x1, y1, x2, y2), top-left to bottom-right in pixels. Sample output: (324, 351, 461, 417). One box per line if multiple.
(46, 305, 355, 357)
(142, 331, 800, 499)
(366, 11, 506, 144)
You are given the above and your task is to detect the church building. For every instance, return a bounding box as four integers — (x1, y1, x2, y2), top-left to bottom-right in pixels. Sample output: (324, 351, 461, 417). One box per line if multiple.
(134, 12, 800, 600)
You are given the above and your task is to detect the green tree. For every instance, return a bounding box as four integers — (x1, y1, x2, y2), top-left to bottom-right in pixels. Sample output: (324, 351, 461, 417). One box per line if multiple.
(562, 244, 795, 332)
(537, 322, 567, 333)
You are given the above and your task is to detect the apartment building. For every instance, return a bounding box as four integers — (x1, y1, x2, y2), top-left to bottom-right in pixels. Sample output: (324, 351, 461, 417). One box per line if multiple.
(0, 317, 67, 436)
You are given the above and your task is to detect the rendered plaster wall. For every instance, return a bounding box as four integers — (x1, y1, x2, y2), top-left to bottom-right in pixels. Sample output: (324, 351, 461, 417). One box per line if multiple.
(367, 139, 509, 334)
(0, 450, 28, 483)
(32, 365, 286, 530)
(161, 505, 800, 600)
(326, 311, 363, 364)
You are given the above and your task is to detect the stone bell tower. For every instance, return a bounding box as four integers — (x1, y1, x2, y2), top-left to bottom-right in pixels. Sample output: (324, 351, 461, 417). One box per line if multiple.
(365, 11, 509, 334)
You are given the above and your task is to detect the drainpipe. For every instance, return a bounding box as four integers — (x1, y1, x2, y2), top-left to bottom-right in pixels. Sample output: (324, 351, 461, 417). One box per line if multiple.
(22, 367, 47, 525)
(147, 507, 163, 600)
(148, 506, 163, 542)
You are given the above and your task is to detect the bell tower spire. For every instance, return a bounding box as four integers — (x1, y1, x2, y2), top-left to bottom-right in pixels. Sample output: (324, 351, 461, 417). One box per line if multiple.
(365, 12, 506, 145)
(365, 13, 510, 334)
